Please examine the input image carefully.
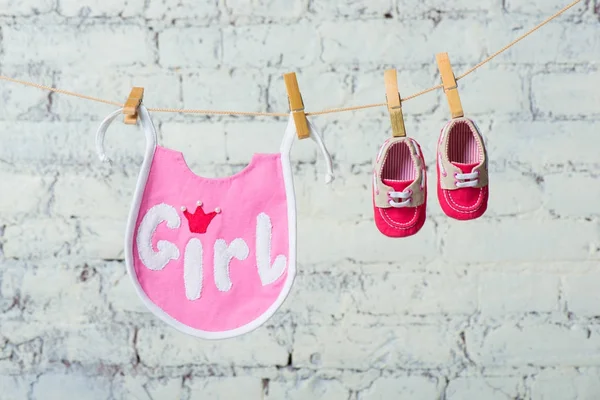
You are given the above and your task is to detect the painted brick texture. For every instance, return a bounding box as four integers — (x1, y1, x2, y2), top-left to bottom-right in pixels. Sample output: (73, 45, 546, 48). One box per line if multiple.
(0, 0, 598, 399)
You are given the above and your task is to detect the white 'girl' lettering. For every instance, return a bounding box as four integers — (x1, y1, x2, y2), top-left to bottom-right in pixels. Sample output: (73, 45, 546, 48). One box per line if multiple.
(136, 206, 287, 301)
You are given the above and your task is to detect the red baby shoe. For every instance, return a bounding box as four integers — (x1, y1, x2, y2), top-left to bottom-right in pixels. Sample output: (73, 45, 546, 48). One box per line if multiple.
(436, 118, 488, 221)
(372, 137, 427, 238)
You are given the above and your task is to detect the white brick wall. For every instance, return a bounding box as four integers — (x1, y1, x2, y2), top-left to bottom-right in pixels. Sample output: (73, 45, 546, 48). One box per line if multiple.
(0, 0, 598, 398)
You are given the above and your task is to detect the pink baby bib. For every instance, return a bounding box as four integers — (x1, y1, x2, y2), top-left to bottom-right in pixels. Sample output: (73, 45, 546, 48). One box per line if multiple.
(96, 106, 333, 339)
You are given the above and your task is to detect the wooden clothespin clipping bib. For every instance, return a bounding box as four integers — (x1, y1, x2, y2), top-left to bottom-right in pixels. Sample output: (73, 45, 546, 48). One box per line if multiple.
(123, 87, 144, 124)
(436, 53, 464, 119)
(384, 69, 406, 137)
(283, 72, 310, 139)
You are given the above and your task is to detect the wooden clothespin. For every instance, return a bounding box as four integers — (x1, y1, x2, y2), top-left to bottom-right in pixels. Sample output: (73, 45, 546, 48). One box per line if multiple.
(123, 87, 144, 124)
(283, 72, 310, 140)
(436, 53, 464, 119)
(384, 69, 406, 137)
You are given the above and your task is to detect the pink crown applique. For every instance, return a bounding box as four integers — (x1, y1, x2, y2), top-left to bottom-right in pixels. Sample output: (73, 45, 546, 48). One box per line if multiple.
(181, 201, 221, 234)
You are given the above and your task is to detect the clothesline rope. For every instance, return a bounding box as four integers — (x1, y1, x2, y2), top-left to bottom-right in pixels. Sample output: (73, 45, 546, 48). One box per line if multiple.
(0, 0, 582, 117)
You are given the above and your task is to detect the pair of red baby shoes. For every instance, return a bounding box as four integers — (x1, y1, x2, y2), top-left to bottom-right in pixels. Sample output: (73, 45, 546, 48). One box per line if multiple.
(372, 117, 489, 238)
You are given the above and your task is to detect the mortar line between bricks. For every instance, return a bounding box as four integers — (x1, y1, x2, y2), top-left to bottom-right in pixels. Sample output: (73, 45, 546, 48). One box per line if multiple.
(0, 0, 581, 119)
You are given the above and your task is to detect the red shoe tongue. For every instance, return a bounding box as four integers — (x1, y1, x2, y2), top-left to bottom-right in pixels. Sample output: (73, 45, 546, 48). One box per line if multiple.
(383, 179, 412, 192)
(452, 162, 479, 173)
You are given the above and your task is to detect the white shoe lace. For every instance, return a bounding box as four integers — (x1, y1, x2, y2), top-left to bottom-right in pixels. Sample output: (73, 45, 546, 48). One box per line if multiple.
(455, 171, 479, 188)
(388, 189, 412, 208)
